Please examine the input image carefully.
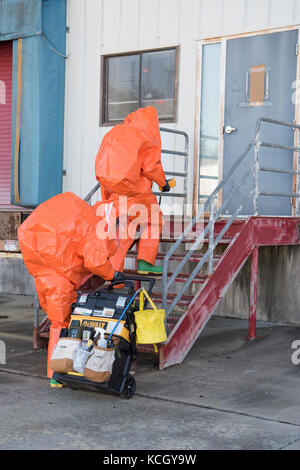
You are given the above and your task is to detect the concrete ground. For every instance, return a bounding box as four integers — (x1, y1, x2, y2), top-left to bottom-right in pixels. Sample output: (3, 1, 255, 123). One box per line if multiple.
(0, 294, 300, 450)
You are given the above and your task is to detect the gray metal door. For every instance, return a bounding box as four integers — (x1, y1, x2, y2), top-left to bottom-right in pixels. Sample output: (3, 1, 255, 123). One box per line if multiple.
(223, 30, 298, 215)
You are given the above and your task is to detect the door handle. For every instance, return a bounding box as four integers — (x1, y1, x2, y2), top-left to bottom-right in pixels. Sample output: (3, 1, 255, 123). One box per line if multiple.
(224, 125, 237, 134)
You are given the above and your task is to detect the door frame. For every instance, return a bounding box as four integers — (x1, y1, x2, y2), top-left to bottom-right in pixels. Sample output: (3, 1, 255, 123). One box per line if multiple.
(193, 25, 300, 216)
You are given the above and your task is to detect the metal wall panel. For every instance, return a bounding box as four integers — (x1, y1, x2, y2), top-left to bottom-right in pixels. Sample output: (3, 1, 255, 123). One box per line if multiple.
(157, 0, 180, 46)
(138, 0, 159, 49)
(200, 0, 223, 36)
(119, 0, 140, 52)
(63, 0, 88, 198)
(101, 0, 122, 52)
(269, 0, 295, 27)
(221, 0, 246, 34)
(293, 0, 300, 23)
(244, 0, 271, 31)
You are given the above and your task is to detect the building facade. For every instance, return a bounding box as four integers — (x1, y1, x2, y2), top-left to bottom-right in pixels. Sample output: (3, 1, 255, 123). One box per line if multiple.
(2, 0, 300, 324)
(64, 0, 300, 216)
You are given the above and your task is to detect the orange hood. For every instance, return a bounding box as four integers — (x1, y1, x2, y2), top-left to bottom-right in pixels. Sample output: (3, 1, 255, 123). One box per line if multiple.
(123, 106, 161, 148)
(95, 106, 166, 198)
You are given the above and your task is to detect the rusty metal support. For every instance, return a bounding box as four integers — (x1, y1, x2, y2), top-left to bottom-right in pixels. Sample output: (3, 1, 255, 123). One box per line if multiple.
(248, 246, 258, 341)
(160, 217, 300, 369)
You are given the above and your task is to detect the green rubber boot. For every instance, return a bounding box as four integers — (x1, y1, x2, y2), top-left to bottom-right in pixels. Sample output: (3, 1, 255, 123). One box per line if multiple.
(50, 378, 64, 388)
(137, 260, 162, 275)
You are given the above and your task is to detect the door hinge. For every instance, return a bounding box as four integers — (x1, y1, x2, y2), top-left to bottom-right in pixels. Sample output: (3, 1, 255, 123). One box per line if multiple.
(296, 44, 299, 56)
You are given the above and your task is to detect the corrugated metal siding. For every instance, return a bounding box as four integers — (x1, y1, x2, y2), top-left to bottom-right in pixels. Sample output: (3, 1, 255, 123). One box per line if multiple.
(64, 0, 300, 207)
(0, 41, 12, 209)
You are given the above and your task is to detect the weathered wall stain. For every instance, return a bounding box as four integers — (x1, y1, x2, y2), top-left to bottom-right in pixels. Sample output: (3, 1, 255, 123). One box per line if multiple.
(216, 245, 300, 324)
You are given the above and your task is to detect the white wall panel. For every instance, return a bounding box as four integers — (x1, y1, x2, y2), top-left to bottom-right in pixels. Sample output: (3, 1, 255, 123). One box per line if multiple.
(244, 0, 271, 31)
(178, 0, 200, 41)
(157, 0, 180, 46)
(221, 0, 246, 34)
(118, 0, 140, 52)
(101, 0, 122, 53)
(138, 0, 159, 49)
(292, 0, 300, 24)
(79, 0, 103, 199)
(200, 0, 223, 37)
(269, 0, 294, 27)
(64, 0, 87, 197)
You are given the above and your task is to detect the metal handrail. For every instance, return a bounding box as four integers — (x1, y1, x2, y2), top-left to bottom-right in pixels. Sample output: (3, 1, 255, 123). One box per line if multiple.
(162, 142, 253, 298)
(253, 117, 300, 215)
(162, 117, 300, 318)
(153, 127, 189, 204)
(162, 157, 254, 315)
(84, 183, 100, 204)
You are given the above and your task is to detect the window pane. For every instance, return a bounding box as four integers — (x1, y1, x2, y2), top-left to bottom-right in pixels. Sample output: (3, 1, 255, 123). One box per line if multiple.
(199, 43, 221, 203)
(141, 49, 176, 119)
(107, 54, 139, 121)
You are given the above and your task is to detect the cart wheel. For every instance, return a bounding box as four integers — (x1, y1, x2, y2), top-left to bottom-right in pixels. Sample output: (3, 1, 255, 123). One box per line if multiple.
(123, 375, 136, 399)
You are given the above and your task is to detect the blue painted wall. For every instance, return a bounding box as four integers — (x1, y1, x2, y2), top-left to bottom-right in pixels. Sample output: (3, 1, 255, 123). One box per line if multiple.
(0, 0, 42, 40)
(0, 0, 66, 207)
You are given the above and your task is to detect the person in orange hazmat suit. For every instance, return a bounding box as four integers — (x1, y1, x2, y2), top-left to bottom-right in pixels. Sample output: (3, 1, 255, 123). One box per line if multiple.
(18, 192, 117, 387)
(94, 106, 171, 274)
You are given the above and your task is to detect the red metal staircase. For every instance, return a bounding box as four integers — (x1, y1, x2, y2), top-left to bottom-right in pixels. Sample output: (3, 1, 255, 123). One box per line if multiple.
(124, 217, 300, 369)
(123, 117, 300, 370)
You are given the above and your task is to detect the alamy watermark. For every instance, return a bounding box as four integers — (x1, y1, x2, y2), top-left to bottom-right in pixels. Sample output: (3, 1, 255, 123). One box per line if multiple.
(291, 340, 300, 365)
(0, 80, 6, 105)
(95, 197, 205, 245)
(0, 340, 6, 365)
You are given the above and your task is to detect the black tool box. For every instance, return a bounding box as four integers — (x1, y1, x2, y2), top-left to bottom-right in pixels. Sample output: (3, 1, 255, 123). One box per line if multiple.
(53, 276, 155, 399)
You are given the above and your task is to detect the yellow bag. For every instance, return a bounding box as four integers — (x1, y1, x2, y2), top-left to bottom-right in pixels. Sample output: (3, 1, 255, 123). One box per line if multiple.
(134, 289, 167, 349)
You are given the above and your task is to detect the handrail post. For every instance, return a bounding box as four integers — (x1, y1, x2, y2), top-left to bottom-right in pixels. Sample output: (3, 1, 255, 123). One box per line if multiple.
(162, 255, 168, 313)
(183, 131, 189, 211)
(159, 127, 189, 208)
(253, 125, 261, 216)
(208, 196, 215, 274)
(296, 127, 300, 216)
(248, 246, 258, 341)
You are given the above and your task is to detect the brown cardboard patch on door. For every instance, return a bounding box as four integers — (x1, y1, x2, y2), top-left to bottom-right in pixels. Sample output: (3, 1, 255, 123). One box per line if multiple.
(249, 64, 265, 106)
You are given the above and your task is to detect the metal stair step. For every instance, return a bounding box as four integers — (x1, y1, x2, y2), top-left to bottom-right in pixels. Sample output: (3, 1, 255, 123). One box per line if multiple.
(150, 292, 194, 308)
(123, 269, 207, 284)
(137, 344, 161, 355)
(160, 236, 235, 244)
(162, 219, 245, 239)
(126, 251, 222, 263)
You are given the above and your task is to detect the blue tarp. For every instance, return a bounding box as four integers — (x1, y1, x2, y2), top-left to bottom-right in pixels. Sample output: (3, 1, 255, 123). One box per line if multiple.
(0, 0, 42, 41)
(6, 0, 67, 207)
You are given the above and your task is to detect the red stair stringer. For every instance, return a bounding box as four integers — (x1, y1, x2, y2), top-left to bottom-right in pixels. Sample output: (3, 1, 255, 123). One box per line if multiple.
(159, 216, 300, 370)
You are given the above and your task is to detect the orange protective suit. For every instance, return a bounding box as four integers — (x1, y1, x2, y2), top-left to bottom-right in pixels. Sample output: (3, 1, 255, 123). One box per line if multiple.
(95, 106, 166, 272)
(18, 192, 115, 377)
